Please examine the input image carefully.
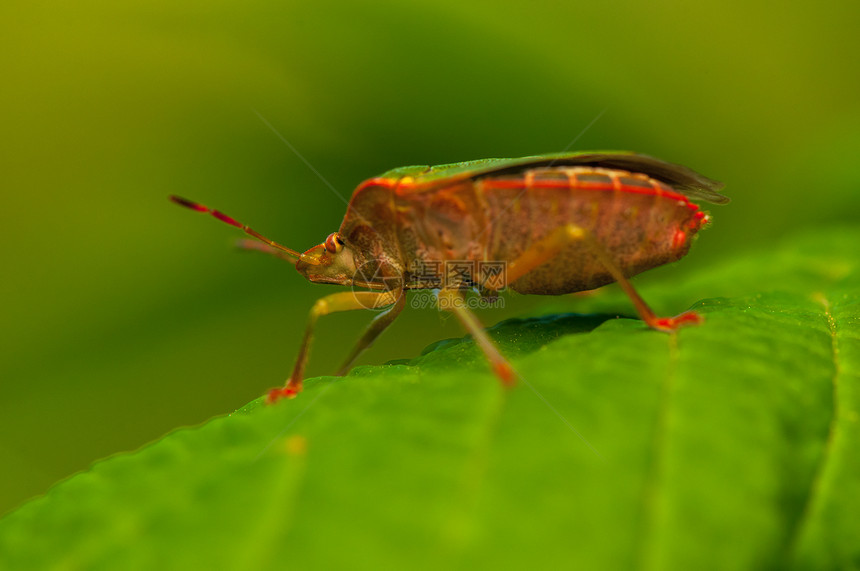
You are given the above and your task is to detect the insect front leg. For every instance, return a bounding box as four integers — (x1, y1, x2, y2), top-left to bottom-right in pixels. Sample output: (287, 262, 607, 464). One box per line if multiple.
(436, 288, 516, 387)
(267, 289, 402, 404)
(335, 289, 406, 376)
(493, 224, 703, 332)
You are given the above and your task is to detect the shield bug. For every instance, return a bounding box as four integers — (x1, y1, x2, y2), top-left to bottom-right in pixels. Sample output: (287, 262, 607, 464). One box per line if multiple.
(171, 151, 728, 403)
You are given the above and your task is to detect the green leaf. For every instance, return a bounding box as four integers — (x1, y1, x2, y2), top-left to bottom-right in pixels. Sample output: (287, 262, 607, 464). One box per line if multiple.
(1, 228, 858, 570)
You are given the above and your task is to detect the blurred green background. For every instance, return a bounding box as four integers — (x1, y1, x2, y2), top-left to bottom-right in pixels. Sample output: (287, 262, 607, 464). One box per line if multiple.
(2, 0, 859, 516)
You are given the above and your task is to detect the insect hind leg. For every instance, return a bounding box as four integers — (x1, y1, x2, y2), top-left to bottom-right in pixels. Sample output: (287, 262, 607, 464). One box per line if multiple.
(485, 223, 703, 333)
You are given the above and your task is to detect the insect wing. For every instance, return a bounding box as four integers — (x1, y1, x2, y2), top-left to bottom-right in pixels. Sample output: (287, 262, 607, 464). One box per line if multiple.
(395, 152, 728, 205)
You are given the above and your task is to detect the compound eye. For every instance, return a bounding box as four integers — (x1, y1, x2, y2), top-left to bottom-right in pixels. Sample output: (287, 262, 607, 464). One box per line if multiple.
(324, 232, 344, 254)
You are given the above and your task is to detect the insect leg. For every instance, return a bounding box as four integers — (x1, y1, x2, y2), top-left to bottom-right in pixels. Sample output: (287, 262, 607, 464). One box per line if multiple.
(574, 226, 703, 332)
(489, 224, 702, 332)
(500, 224, 588, 286)
(436, 288, 515, 387)
(267, 290, 401, 404)
(335, 290, 406, 376)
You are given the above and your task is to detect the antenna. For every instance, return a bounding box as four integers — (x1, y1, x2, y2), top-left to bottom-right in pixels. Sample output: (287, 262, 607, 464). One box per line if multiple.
(170, 196, 316, 265)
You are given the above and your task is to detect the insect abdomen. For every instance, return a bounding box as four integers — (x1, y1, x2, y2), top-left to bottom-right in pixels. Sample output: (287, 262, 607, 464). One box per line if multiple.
(478, 167, 708, 295)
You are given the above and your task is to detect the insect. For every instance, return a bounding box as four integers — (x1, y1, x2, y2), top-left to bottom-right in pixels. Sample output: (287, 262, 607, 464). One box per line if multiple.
(171, 151, 728, 403)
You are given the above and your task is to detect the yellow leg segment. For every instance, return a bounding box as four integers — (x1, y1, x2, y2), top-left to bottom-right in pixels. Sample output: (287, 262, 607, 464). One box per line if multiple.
(335, 291, 406, 376)
(267, 289, 402, 403)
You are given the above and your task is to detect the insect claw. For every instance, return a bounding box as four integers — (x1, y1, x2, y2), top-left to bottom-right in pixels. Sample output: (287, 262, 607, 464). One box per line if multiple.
(265, 384, 302, 404)
(265, 388, 283, 404)
(650, 310, 704, 332)
(493, 361, 517, 387)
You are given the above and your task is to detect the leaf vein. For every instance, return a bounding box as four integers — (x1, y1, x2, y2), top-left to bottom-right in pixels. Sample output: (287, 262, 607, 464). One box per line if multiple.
(635, 333, 679, 571)
(784, 294, 842, 563)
